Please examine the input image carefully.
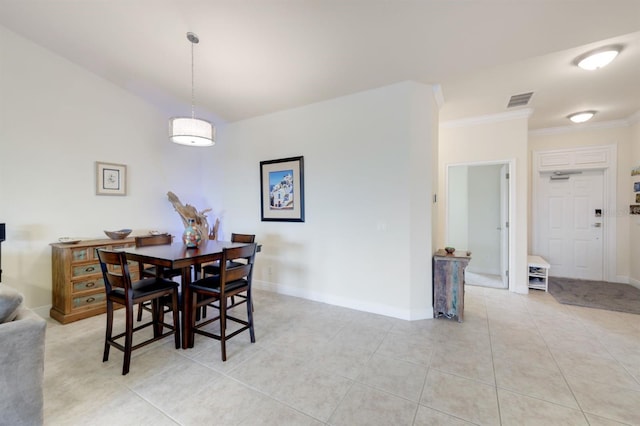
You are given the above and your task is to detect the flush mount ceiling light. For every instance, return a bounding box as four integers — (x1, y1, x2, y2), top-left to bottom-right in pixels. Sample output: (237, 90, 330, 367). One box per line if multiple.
(567, 110, 597, 123)
(169, 32, 215, 147)
(574, 45, 622, 70)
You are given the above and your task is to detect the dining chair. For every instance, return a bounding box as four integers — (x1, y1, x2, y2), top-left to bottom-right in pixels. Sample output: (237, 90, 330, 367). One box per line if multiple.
(97, 249, 180, 375)
(201, 233, 255, 308)
(134, 234, 183, 321)
(187, 243, 257, 361)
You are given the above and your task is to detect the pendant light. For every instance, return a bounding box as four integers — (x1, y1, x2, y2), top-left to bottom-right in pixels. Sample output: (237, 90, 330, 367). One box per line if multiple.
(169, 32, 215, 147)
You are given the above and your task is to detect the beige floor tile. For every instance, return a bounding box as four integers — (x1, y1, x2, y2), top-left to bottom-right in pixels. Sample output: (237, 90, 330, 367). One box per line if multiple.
(565, 374, 640, 425)
(421, 369, 500, 425)
(497, 389, 588, 425)
(552, 349, 640, 391)
(41, 287, 640, 425)
(374, 330, 435, 367)
(494, 361, 579, 409)
(430, 344, 495, 384)
(329, 383, 417, 426)
(270, 367, 353, 421)
(413, 405, 475, 425)
(310, 339, 373, 380)
(356, 354, 427, 401)
(584, 412, 633, 425)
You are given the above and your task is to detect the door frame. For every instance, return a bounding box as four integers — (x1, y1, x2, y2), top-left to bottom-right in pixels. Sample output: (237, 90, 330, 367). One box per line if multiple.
(445, 158, 516, 292)
(532, 145, 617, 282)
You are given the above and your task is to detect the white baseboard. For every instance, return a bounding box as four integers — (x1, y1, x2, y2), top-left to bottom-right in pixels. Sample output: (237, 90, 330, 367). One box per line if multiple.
(253, 279, 433, 321)
(629, 277, 640, 290)
(32, 304, 52, 320)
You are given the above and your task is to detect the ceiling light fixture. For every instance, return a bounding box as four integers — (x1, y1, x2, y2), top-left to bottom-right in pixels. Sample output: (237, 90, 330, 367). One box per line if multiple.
(567, 110, 597, 123)
(169, 32, 215, 147)
(574, 45, 622, 70)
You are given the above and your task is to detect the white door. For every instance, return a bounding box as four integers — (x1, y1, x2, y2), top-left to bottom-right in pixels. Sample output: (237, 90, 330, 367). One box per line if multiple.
(537, 169, 604, 280)
(500, 165, 509, 287)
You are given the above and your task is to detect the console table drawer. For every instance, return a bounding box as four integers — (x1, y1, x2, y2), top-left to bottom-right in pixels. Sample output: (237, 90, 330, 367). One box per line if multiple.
(72, 278, 105, 293)
(72, 292, 106, 309)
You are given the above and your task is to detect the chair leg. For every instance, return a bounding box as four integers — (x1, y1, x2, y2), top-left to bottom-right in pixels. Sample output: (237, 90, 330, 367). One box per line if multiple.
(122, 302, 134, 375)
(247, 289, 255, 343)
(220, 295, 227, 361)
(172, 291, 181, 349)
(103, 299, 113, 362)
(136, 302, 144, 322)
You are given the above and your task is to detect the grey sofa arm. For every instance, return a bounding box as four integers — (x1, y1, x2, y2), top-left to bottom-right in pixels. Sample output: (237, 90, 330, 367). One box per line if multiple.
(0, 306, 46, 426)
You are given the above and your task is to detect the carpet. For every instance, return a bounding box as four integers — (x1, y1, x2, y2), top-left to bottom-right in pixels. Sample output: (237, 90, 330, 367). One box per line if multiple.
(548, 277, 640, 315)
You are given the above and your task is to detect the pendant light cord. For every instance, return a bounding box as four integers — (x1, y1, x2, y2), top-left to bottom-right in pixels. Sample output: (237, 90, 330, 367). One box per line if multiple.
(191, 38, 195, 119)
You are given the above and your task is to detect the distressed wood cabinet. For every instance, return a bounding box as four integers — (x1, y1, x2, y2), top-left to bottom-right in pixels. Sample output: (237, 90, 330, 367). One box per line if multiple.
(433, 249, 471, 322)
(50, 237, 138, 324)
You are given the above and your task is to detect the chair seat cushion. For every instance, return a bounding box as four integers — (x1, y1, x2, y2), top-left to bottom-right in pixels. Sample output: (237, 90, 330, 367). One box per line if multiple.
(190, 276, 248, 294)
(111, 277, 177, 299)
(202, 261, 244, 276)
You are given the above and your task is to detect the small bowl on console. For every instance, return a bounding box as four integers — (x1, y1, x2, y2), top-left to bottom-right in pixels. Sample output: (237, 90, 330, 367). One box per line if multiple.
(104, 229, 132, 240)
(444, 246, 456, 254)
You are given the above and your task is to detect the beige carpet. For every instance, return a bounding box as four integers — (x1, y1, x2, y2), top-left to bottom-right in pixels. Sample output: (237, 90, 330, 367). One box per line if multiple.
(548, 277, 640, 315)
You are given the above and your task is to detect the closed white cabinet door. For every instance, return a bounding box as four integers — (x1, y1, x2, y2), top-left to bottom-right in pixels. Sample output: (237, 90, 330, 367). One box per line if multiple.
(536, 170, 603, 280)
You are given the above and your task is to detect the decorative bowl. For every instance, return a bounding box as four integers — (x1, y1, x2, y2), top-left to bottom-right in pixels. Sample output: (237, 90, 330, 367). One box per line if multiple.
(104, 229, 132, 240)
(444, 246, 456, 254)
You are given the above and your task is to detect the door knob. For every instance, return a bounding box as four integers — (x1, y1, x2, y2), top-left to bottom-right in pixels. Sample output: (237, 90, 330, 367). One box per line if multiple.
(593, 223, 602, 227)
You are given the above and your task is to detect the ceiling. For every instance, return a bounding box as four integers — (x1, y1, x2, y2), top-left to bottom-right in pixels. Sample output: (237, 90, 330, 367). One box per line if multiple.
(1, 0, 639, 131)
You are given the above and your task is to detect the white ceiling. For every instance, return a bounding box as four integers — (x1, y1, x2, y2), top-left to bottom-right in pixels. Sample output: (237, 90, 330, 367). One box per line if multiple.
(1, 0, 639, 130)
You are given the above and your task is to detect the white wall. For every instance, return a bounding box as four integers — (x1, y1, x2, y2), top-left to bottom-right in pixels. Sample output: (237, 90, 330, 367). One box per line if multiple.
(0, 26, 207, 307)
(0, 24, 439, 320)
(205, 82, 438, 320)
(529, 124, 633, 281)
(439, 114, 529, 293)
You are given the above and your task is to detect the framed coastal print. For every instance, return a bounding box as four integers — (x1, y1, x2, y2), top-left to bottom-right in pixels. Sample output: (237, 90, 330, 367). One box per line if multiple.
(260, 156, 305, 222)
(96, 162, 126, 196)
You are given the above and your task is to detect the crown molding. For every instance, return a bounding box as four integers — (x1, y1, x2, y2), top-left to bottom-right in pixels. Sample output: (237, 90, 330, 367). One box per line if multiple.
(441, 108, 533, 129)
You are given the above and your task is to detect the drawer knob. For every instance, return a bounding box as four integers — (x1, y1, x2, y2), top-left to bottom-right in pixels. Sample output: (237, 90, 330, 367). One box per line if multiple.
(85, 266, 95, 273)
(86, 282, 96, 288)
(86, 297, 95, 303)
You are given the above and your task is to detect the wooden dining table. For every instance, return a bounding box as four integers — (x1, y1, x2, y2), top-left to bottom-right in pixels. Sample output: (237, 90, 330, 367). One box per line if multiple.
(119, 239, 252, 348)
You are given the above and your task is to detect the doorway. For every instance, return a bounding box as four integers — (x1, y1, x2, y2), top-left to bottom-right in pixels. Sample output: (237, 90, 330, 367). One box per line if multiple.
(446, 162, 511, 289)
(536, 169, 604, 280)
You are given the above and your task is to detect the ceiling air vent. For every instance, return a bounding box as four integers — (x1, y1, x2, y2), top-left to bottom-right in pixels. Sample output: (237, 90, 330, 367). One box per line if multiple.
(507, 92, 533, 108)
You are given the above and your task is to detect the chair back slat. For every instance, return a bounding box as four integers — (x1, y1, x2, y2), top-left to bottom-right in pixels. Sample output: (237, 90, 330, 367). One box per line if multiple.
(97, 250, 131, 292)
(135, 234, 172, 247)
(231, 233, 256, 244)
(220, 244, 256, 290)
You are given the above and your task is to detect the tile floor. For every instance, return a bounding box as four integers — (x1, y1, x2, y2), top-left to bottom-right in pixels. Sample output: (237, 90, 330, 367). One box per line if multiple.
(43, 286, 640, 425)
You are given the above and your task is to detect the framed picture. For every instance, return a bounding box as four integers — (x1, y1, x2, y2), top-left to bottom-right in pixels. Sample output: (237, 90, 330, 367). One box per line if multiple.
(635, 182, 640, 192)
(96, 162, 126, 196)
(632, 166, 640, 176)
(636, 194, 640, 203)
(631, 205, 640, 215)
(260, 156, 305, 222)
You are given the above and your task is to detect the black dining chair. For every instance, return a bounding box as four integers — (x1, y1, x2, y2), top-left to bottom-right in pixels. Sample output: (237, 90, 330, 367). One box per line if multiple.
(134, 234, 184, 321)
(187, 243, 257, 361)
(201, 233, 255, 309)
(97, 249, 180, 375)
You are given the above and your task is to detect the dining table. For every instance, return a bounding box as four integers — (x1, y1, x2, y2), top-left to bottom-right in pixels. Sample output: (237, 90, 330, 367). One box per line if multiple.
(119, 239, 253, 349)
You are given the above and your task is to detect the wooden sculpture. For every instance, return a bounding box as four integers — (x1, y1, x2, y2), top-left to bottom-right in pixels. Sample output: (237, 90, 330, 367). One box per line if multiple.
(166, 191, 219, 241)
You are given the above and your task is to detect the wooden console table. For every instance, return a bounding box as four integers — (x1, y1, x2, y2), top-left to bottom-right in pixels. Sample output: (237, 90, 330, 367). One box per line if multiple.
(50, 237, 138, 324)
(433, 249, 471, 322)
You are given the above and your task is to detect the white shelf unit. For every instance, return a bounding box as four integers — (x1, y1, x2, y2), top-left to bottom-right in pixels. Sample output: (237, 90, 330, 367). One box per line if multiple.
(528, 255, 550, 292)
